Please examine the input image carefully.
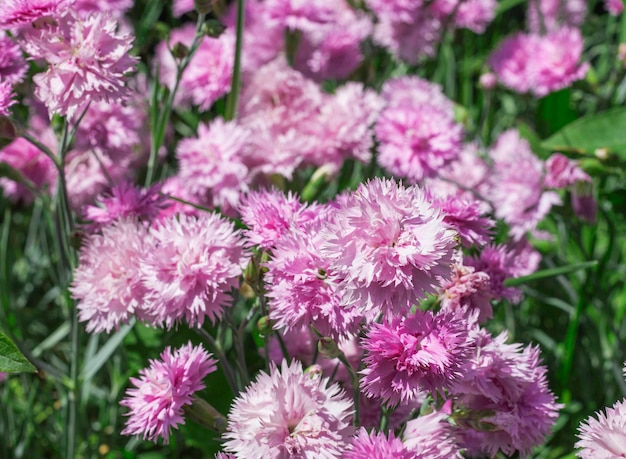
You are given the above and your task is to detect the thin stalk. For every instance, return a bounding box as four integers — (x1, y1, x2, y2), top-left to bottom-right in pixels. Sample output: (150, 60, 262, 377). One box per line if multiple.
(195, 327, 239, 394)
(145, 13, 207, 186)
(224, 0, 245, 121)
(336, 352, 360, 427)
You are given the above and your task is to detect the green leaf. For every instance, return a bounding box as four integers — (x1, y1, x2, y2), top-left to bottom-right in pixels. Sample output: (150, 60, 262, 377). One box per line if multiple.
(542, 107, 626, 158)
(0, 332, 36, 373)
(504, 261, 598, 287)
(80, 320, 135, 381)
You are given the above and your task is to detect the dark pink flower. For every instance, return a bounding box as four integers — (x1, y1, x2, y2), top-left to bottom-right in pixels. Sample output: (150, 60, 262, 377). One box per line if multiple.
(436, 195, 494, 247)
(545, 153, 591, 189)
(361, 310, 471, 406)
(605, 0, 624, 15)
(440, 262, 493, 323)
(0, 0, 72, 27)
(0, 81, 16, 117)
(121, 342, 217, 444)
(0, 32, 28, 85)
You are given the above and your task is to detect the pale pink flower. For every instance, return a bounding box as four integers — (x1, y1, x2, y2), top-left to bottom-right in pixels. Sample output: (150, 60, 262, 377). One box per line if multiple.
(488, 33, 535, 94)
(376, 105, 462, 182)
(140, 213, 248, 329)
(0, 136, 58, 203)
(403, 409, 462, 458)
(293, 1, 372, 81)
(172, 0, 193, 16)
(71, 219, 147, 333)
(121, 342, 217, 444)
(223, 359, 354, 458)
(381, 75, 455, 117)
(263, 0, 336, 33)
(0, 33, 28, 85)
(453, 0, 497, 33)
(440, 262, 492, 323)
(487, 129, 561, 239)
(0, 81, 16, 117)
(83, 181, 168, 231)
(176, 118, 250, 213)
(452, 330, 561, 458)
(605, 0, 624, 15)
(265, 219, 362, 341)
(155, 25, 233, 111)
(545, 153, 591, 189)
(345, 428, 414, 459)
(25, 12, 137, 118)
(239, 189, 323, 250)
(361, 310, 471, 406)
(322, 178, 457, 318)
(527, 0, 586, 33)
(158, 176, 202, 218)
(74, 0, 133, 16)
(576, 399, 626, 458)
(0, 372, 7, 382)
(0, 0, 73, 27)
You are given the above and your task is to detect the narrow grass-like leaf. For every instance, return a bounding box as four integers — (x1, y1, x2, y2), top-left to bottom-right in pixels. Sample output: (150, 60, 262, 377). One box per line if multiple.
(503, 261, 598, 287)
(0, 332, 36, 373)
(80, 320, 135, 381)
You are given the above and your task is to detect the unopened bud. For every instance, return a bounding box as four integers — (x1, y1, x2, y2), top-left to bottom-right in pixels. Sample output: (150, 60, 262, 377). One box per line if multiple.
(479, 72, 497, 90)
(183, 398, 228, 433)
(0, 117, 17, 148)
(257, 316, 274, 336)
(239, 281, 255, 299)
(304, 364, 323, 378)
(202, 19, 226, 38)
(171, 42, 190, 60)
(317, 337, 340, 359)
(194, 0, 215, 15)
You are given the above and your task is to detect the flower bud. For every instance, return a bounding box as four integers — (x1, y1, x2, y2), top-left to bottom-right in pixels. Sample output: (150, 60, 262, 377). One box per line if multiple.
(317, 337, 340, 359)
(257, 316, 274, 336)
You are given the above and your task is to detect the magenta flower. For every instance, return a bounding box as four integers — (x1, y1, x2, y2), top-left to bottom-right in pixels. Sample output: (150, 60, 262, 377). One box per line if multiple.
(361, 310, 471, 406)
(176, 118, 250, 213)
(71, 219, 147, 333)
(376, 105, 462, 182)
(545, 153, 591, 189)
(403, 409, 462, 458)
(263, 0, 335, 33)
(83, 181, 169, 232)
(322, 178, 457, 318)
(25, 11, 138, 118)
(265, 219, 362, 341)
(223, 359, 353, 458)
(0, 0, 72, 27)
(345, 428, 414, 459)
(74, 0, 133, 16)
(121, 342, 217, 444)
(0, 81, 16, 117)
(453, 0, 497, 33)
(605, 0, 624, 15)
(452, 330, 561, 458)
(436, 195, 494, 248)
(576, 399, 626, 458)
(381, 75, 455, 117)
(140, 213, 248, 329)
(0, 32, 28, 85)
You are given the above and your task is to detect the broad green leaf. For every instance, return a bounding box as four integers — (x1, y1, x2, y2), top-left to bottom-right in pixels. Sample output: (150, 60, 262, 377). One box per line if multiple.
(542, 107, 626, 158)
(504, 261, 598, 287)
(537, 88, 577, 137)
(0, 332, 36, 373)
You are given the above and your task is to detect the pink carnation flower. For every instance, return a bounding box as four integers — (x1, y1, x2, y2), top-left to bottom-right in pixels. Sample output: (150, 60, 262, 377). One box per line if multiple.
(0, 136, 58, 203)
(71, 219, 147, 333)
(527, 0, 586, 33)
(83, 181, 169, 232)
(361, 310, 471, 406)
(0, 33, 28, 85)
(0, 0, 73, 27)
(0, 81, 16, 117)
(263, 0, 335, 33)
(467, 241, 540, 304)
(605, 0, 624, 15)
(140, 213, 248, 329)
(156, 25, 233, 111)
(26, 11, 138, 118)
(403, 409, 462, 458)
(436, 195, 494, 248)
(376, 105, 462, 182)
(172, 0, 193, 16)
(322, 178, 457, 318)
(293, 1, 372, 81)
(381, 75, 455, 117)
(576, 399, 626, 458)
(74, 0, 133, 16)
(239, 189, 323, 250)
(265, 219, 362, 341)
(487, 129, 561, 239)
(545, 153, 591, 189)
(223, 359, 354, 458)
(121, 342, 217, 444)
(345, 428, 414, 459)
(176, 118, 250, 213)
(440, 261, 492, 323)
(453, 0, 497, 33)
(452, 330, 561, 458)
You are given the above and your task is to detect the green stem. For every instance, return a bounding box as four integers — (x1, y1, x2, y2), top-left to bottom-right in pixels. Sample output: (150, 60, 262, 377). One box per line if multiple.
(224, 0, 245, 121)
(195, 327, 239, 394)
(145, 13, 207, 186)
(336, 352, 360, 427)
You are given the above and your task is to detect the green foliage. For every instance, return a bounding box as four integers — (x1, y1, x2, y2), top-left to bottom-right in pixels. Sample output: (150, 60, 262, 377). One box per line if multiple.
(0, 332, 36, 373)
